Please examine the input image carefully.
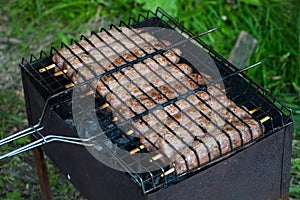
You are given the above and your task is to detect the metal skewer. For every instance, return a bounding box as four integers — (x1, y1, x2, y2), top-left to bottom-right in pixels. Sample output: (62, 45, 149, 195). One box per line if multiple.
(42, 27, 260, 95)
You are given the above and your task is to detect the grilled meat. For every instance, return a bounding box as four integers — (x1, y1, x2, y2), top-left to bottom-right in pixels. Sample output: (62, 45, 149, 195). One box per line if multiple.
(96, 54, 184, 97)
(52, 27, 264, 176)
(173, 118, 264, 174)
(52, 27, 140, 69)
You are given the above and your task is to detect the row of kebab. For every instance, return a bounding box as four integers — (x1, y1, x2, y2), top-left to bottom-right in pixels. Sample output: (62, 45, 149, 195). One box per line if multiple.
(42, 27, 268, 175)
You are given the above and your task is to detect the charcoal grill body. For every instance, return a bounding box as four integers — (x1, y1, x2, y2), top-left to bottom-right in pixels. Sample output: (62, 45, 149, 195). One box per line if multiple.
(20, 8, 293, 200)
(21, 67, 293, 200)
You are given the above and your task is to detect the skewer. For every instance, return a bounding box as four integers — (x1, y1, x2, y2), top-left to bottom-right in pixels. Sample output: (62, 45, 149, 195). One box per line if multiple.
(126, 130, 133, 136)
(65, 83, 74, 89)
(161, 168, 175, 177)
(249, 107, 260, 114)
(39, 64, 55, 73)
(130, 145, 144, 155)
(54, 70, 68, 76)
(112, 117, 118, 122)
(100, 103, 109, 109)
(149, 153, 163, 163)
(260, 116, 270, 123)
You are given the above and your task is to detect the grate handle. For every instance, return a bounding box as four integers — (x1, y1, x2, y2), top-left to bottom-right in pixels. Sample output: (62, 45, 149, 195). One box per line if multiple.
(0, 124, 43, 146)
(0, 133, 95, 160)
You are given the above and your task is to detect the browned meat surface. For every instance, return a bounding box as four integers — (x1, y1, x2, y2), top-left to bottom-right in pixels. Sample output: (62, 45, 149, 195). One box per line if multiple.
(173, 118, 264, 174)
(63, 37, 164, 78)
(53, 27, 264, 176)
(52, 27, 141, 69)
(105, 65, 194, 108)
(96, 50, 183, 96)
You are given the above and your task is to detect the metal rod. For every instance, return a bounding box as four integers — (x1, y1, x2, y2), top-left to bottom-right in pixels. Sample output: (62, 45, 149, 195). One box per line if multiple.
(0, 135, 94, 160)
(163, 27, 218, 50)
(219, 61, 262, 82)
(0, 124, 42, 146)
(42, 27, 258, 94)
(96, 58, 262, 114)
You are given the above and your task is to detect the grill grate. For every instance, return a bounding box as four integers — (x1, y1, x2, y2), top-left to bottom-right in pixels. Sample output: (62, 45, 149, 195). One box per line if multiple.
(3, 8, 293, 194)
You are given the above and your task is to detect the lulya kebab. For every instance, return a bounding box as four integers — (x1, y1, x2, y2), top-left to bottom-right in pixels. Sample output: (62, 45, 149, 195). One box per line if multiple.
(173, 117, 264, 175)
(70, 41, 174, 82)
(51, 27, 264, 175)
(67, 40, 175, 80)
(87, 37, 231, 160)
(104, 60, 214, 121)
(98, 54, 255, 161)
(104, 63, 193, 110)
(104, 74, 236, 161)
(53, 26, 180, 81)
(129, 87, 255, 159)
(69, 43, 183, 96)
(53, 27, 156, 72)
(94, 48, 182, 97)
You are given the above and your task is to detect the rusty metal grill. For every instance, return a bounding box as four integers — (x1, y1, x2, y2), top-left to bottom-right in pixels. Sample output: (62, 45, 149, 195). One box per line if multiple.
(1, 8, 293, 198)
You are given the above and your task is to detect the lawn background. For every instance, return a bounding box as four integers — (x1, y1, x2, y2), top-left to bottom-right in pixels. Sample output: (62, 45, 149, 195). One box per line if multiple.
(0, 0, 299, 199)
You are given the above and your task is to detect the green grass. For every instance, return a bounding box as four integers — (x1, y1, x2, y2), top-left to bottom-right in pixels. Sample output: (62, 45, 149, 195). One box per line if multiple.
(0, 0, 299, 199)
